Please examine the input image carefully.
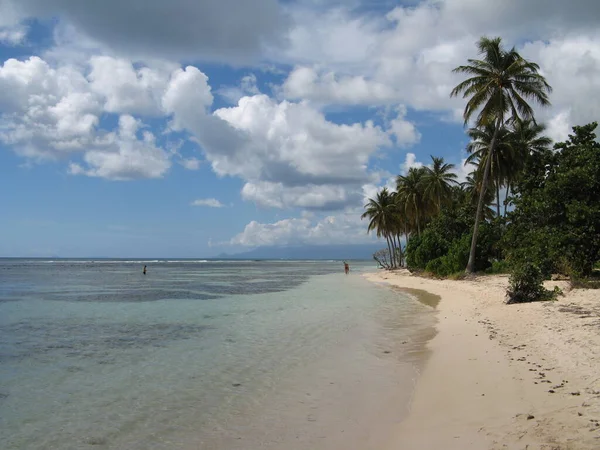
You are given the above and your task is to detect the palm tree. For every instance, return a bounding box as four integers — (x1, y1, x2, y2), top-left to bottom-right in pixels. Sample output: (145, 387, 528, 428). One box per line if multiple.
(461, 168, 496, 220)
(396, 167, 428, 237)
(466, 122, 512, 217)
(361, 188, 397, 267)
(504, 119, 552, 211)
(450, 36, 552, 273)
(422, 156, 458, 213)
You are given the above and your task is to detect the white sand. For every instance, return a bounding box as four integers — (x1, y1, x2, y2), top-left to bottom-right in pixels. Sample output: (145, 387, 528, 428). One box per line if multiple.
(365, 270, 600, 450)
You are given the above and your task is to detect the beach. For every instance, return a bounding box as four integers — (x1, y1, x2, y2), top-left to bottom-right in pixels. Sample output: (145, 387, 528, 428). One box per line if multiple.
(365, 270, 600, 450)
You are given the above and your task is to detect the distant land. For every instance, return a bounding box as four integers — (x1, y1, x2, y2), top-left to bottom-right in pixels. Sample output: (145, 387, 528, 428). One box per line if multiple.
(217, 244, 382, 260)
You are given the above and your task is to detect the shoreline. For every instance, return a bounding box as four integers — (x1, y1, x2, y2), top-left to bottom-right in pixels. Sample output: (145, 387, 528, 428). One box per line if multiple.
(365, 270, 600, 449)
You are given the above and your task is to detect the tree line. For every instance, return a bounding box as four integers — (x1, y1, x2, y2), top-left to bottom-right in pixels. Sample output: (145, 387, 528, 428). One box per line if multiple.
(362, 36, 600, 301)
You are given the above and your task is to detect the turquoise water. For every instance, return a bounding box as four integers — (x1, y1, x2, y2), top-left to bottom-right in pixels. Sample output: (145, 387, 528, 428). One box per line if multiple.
(0, 260, 437, 450)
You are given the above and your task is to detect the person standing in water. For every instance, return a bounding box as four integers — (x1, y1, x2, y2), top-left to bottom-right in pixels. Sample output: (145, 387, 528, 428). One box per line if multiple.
(344, 261, 349, 275)
(143, 265, 147, 275)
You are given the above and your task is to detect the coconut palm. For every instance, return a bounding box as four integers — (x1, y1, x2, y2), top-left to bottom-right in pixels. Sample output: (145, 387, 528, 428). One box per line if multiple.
(422, 156, 458, 213)
(361, 188, 398, 267)
(466, 122, 512, 217)
(504, 119, 552, 211)
(396, 167, 429, 237)
(461, 168, 496, 220)
(451, 36, 552, 273)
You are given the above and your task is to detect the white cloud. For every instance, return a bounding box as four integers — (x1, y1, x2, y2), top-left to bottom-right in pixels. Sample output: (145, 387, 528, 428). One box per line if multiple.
(521, 35, 600, 135)
(230, 209, 376, 247)
(218, 73, 260, 104)
(387, 105, 420, 147)
(210, 94, 389, 184)
(180, 157, 201, 171)
(241, 181, 358, 210)
(546, 110, 573, 144)
(283, 66, 403, 105)
(0, 56, 208, 178)
(0, 57, 102, 159)
(0, 25, 27, 45)
(162, 65, 214, 130)
(191, 198, 225, 208)
(400, 152, 423, 175)
(88, 56, 175, 116)
(68, 115, 171, 180)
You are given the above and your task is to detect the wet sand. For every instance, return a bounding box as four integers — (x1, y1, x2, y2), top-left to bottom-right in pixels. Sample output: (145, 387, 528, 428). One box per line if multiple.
(366, 270, 600, 450)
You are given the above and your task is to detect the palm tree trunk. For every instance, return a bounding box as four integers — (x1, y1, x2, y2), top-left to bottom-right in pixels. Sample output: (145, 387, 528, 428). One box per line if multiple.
(393, 235, 399, 268)
(466, 116, 502, 273)
(385, 235, 394, 269)
(495, 174, 501, 218)
(414, 199, 421, 236)
(504, 183, 510, 215)
(397, 233, 403, 266)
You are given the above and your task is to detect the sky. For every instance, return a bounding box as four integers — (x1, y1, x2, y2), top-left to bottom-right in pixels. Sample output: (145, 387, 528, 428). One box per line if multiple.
(1, 0, 599, 257)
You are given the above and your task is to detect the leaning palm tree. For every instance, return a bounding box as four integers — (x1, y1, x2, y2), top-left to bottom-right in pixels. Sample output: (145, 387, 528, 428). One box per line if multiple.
(396, 167, 428, 237)
(422, 156, 458, 213)
(451, 36, 552, 273)
(361, 188, 397, 267)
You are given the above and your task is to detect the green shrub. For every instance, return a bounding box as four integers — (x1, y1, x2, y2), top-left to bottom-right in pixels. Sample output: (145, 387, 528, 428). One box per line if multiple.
(406, 233, 448, 271)
(506, 263, 557, 304)
(485, 260, 510, 274)
(424, 257, 450, 277)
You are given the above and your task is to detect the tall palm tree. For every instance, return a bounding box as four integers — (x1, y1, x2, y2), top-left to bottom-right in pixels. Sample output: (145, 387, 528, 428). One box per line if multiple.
(451, 36, 552, 273)
(361, 188, 397, 267)
(396, 167, 428, 237)
(422, 156, 458, 213)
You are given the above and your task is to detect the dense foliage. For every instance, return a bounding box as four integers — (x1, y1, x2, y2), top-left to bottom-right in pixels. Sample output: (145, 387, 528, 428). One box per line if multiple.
(504, 123, 600, 279)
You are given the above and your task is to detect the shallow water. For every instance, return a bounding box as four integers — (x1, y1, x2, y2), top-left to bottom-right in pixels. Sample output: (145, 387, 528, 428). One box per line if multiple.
(0, 260, 437, 450)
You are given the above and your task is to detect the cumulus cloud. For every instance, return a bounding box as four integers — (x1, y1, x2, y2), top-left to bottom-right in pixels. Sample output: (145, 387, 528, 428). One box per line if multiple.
(210, 95, 389, 184)
(400, 153, 424, 175)
(0, 56, 101, 159)
(387, 105, 420, 147)
(69, 115, 171, 180)
(4, 0, 288, 63)
(191, 198, 225, 208)
(230, 210, 376, 247)
(0, 55, 206, 177)
(88, 56, 175, 116)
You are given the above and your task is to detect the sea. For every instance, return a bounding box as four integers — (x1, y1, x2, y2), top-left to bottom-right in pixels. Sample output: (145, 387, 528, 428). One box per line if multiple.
(0, 259, 438, 450)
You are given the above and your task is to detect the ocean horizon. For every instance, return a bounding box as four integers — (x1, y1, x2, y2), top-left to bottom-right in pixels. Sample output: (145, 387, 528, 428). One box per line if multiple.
(0, 259, 437, 449)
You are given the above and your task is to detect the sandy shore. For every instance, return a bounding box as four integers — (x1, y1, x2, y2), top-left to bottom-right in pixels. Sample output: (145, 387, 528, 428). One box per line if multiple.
(365, 270, 600, 450)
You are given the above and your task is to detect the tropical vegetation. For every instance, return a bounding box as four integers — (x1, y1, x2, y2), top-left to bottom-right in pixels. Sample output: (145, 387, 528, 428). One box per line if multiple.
(360, 35, 600, 302)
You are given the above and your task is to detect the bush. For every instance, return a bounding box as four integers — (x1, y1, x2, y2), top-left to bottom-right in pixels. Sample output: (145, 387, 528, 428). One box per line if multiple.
(406, 233, 448, 271)
(506, 263, 557, 304)
(485, 260, 510, 274)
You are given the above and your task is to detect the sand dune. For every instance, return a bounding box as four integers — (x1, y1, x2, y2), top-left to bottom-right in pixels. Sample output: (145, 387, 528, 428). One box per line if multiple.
(365, 270, 600, 450)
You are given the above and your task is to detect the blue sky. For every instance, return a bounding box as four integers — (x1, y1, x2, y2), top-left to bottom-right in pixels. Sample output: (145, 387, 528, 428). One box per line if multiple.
(0, 0, 598, 257)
